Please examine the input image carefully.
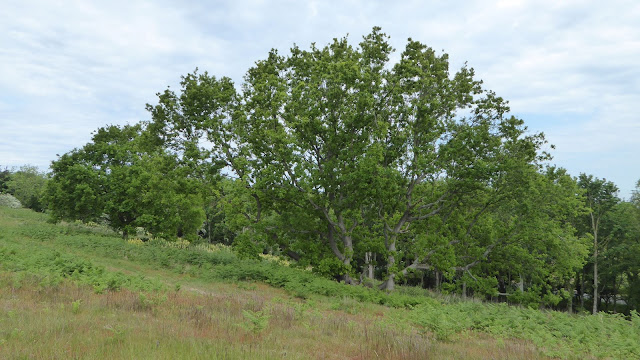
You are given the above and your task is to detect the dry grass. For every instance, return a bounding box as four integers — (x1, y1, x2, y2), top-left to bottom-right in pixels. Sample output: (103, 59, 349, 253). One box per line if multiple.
(0, 208, 551, 359)
(0, 273, 546, 360)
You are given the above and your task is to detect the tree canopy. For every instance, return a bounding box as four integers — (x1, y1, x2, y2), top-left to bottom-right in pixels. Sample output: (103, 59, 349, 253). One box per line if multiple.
(44, 28, 640, 313)
(47, 124, 205, 239)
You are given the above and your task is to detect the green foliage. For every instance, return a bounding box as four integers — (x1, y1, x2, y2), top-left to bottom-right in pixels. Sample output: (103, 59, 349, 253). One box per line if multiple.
(47, 124, 205, 239)
(597, 200, 640, 312)
(139, 28, 553, 291)
(411, 301, 640, 358)
(6, 165, 48, 212)
(0, 226, 166, 294)
(37, 28, 614, 309)
(508, 287, 544, 309)
(0, 166, 10, 193)
(577, 173, 621, 313)
(632, 179, 640, 206)
(71, 299, 81, 315)
(314, 257, 350, 280)
(232, 233, 262, 260)
(12, 26, 640, 324)
(0, 194, 22, 209)
(240, 309, 270, 334)
(578, 174, 620, 219)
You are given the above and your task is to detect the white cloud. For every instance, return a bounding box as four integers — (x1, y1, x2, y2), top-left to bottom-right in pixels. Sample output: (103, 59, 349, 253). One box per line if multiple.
(0, 0, 638, 195)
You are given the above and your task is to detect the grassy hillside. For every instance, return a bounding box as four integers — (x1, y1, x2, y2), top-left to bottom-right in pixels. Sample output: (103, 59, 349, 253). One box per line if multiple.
(1, 207, 638, 359)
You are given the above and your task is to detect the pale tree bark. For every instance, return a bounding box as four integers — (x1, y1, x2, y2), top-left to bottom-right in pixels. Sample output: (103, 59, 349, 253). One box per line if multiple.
(364, 252, 375, 279)
(517, 273, 525, 293)
(578, 174, 619, 314)
(581, 271, 585, 309)
(566, 278, 574, 314)
(462, 280, 467, 300)
(592, 212, 599, 314)
(379, 240, 397, 291)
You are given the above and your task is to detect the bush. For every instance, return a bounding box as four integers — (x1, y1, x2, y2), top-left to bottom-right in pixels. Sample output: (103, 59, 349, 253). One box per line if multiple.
(313, 257, 350, 280)
(0, 194, 22, 208)
(232, 233, 262, 260)
(6, 165, 48, 212)
(0, 242, 165, 294)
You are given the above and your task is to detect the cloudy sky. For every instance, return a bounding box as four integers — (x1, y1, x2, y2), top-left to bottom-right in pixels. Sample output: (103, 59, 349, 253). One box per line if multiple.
(1, 0, 638, 197)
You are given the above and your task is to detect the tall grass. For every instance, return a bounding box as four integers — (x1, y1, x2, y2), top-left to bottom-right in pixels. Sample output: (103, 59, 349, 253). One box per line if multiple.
(0, 272, 550, 360)
(1, 207, 639, 358)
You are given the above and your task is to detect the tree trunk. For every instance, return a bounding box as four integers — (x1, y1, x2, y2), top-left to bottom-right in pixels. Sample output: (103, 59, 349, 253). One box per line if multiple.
(365, 252, 374, 279)
(342, 273, 356, 285)
(591, 211, 601, 315)
(344, 234, 353, 266)
(580, 270, 585, 309)
(462, 280, 467, 300)
(627, 272, 638, 310)
(327, 223, 349, 268)
(379, 240, 397, 291)
(593, 229, 599, 314)
(286, 250, 301, 262)
(612, 274, 617, 314)
(566, 278, 574, 314)
(379, 274, 395, 291)
(518, 273, 524, 292)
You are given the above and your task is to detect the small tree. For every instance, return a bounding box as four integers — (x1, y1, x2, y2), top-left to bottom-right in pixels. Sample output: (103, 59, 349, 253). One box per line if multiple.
(577, 174, 619, 314)
(7, 165, 49, 212)
(47, 124, 205, 239)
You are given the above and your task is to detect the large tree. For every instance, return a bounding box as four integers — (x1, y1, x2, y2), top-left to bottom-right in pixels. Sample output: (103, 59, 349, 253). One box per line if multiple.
(143, 28, 550, 287)
(237, 29, 548, 288)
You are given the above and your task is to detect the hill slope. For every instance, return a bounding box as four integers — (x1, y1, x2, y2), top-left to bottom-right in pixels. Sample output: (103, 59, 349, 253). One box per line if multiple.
(1, 207, 638, 359)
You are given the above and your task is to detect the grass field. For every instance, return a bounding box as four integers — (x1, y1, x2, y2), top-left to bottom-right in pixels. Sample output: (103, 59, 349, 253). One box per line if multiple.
(1, 207, 638, 359)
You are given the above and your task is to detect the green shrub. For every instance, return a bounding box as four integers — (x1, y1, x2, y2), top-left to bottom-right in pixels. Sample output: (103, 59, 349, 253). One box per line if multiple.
(241, 309, 270, 334)
(313, 257, 350, 279)
(71, 299, 82, 314)
(232, 233, 262, 260)
(0, 194, 21, 208)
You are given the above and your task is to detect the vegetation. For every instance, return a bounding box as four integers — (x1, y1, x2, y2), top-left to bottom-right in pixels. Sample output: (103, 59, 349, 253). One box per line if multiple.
(63, 30, 640, 313)
(0, 165, 48, 212)
(1, 207, 640, 359)
(0, 166, 10, 193)
(2, 29, 639, 356)
(0, 194, 22, 209)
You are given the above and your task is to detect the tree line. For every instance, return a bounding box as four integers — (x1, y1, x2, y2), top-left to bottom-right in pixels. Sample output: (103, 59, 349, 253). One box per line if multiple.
(4, 28, 639, 314)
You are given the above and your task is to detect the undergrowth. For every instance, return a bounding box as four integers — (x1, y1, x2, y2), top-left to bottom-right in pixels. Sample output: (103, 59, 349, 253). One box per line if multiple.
(1, 207, 639, 359)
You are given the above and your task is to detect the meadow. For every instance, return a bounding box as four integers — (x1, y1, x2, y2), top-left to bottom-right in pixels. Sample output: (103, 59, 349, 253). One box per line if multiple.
(1, 207, 638, 359)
